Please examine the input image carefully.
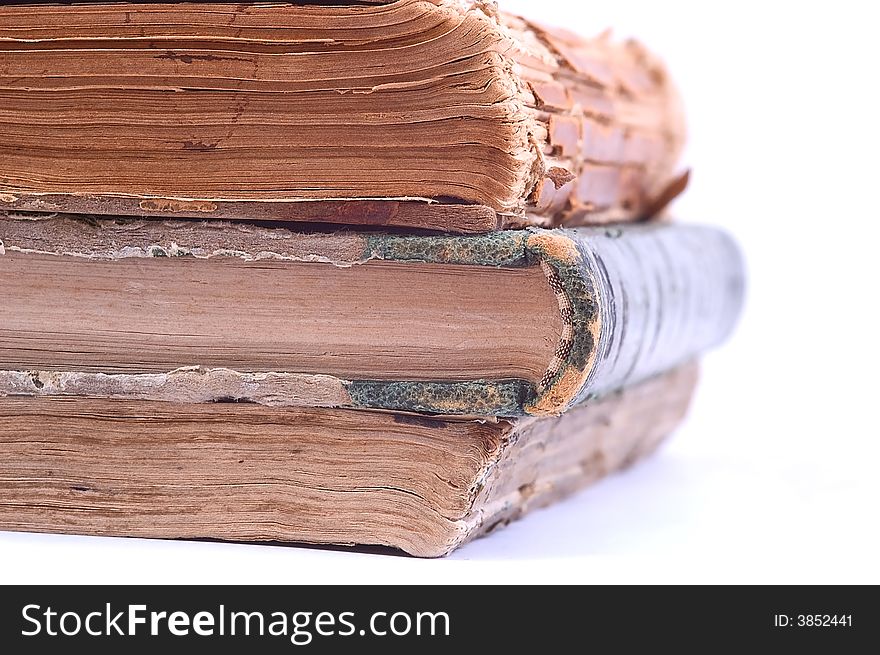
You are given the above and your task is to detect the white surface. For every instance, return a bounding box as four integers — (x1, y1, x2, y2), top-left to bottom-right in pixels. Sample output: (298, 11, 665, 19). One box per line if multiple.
(2, 0, 878, 584)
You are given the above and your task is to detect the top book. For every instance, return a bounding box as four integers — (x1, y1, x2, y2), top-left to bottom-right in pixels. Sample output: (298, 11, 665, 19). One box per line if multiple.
(0, 1, 686, 233)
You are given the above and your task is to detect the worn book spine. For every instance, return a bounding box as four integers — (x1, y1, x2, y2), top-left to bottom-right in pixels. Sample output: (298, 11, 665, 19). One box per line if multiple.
(497, 8, 686, 226)
(0, 214, 743, 416)
(0, 0, 684, 231)
(460, 364, 697, 553)
(0, 364, 697, 557)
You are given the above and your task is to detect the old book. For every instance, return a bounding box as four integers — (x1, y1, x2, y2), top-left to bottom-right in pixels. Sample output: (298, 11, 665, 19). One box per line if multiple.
(0, 364, 696, 557)
(0, 0, 685, 233)
(0, 214, 742, 417)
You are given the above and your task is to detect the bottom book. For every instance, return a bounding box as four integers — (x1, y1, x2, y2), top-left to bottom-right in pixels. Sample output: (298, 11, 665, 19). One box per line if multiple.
(0, 365, 696, 557)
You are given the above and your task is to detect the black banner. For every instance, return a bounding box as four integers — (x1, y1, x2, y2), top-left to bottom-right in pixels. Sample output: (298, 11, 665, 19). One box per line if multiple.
(0, 585, 874, 652)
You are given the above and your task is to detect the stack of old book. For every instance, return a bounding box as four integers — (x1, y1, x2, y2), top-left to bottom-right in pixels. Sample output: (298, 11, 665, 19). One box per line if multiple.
(0, 1, 743, 556)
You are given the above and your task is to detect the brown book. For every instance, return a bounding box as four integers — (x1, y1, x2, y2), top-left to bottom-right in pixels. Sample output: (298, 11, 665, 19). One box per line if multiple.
(0, 364, 696, 557)
(0, 1, 685, 232)
(0, 213, 743, 417)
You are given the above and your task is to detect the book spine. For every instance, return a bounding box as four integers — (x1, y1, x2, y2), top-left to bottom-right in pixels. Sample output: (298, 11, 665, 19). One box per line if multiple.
(458, 363, 699, 555)
(587, 226, 744, 396)
(499, 10, 687, 225)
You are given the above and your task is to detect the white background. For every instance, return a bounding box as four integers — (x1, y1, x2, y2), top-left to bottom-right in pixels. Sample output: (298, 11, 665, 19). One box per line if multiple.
(2, 0, 878, 584)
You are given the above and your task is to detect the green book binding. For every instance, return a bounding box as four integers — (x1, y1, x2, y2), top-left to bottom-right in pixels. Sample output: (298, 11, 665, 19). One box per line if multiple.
(351, 224, 744, 415)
